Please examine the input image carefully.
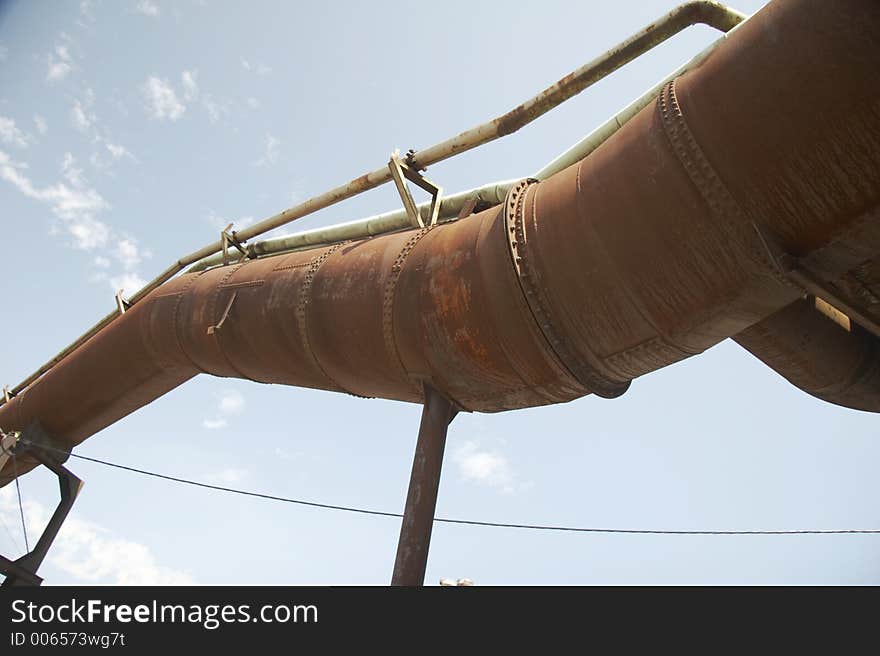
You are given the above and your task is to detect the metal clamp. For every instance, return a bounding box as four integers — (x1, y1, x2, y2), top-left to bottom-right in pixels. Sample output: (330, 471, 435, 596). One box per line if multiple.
(221, 223, 248, 266)
(388, 151, 443, 228)
(752, 221, 880, 339)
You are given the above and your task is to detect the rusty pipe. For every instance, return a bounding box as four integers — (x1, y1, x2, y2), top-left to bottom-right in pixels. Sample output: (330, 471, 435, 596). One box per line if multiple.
(734, 298, 880, 413)
(2, 0, 880, 487)
(0, 1, 747, 408)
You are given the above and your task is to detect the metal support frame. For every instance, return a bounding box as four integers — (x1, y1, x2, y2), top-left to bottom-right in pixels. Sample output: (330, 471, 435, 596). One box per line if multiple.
(115, 290, 132, 315)
(0, 423, 83, 587)
(388, 152, 444, 229)
(753, 221, 880, 339)
(391, 385, 458, 586)
(221, 223, 248, 266)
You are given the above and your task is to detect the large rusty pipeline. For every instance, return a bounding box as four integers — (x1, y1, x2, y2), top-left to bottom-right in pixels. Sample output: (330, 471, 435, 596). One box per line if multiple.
(2, 0, 880, 486)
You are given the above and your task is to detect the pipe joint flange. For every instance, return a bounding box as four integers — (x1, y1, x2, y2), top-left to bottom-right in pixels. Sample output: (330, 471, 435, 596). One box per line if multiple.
(503, 179, 630, 399)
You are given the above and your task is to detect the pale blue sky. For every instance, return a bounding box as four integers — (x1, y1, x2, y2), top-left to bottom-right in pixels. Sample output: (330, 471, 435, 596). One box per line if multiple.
(1, 0, 878, 585)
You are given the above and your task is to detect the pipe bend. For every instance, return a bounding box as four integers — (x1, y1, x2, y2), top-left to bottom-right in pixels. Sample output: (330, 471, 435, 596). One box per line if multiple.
(677, 1, 748, 32)
(734, 298, 880, 413)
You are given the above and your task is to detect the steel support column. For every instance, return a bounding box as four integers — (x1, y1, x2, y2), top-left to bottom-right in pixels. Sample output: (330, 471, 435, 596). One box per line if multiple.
(391, 385, 458, 586)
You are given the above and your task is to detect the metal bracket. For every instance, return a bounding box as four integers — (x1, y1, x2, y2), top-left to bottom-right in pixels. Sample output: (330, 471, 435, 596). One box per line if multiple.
(0, 422, 82, 587)
(2, 385, 10, 403)
(0, 429, 20, 478)
(752, 221, 880, 339)
(115, 289, 132, 315)
(221, 223, 248, 266)
(388, 151, 443, 229)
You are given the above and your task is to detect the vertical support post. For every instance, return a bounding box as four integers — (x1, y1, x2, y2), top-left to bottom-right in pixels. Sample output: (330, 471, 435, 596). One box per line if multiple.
(391, 385, 458, 586)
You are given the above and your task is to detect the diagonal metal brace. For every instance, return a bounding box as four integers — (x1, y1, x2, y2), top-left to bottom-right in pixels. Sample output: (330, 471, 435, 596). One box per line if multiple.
(221, 223, 249, 266)
(388, 152, 444, 229)
(0, 422, 83, 587)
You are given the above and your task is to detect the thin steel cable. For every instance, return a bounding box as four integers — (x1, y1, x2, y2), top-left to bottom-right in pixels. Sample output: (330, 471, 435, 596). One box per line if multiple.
(0, 512, 23, 553)
(17, 440, 880, 536)
(10, 449, 29, 552)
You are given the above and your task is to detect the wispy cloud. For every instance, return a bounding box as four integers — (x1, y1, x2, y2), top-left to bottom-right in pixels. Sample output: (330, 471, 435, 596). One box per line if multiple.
(205, 468, 248, 485)
(1, 151, 149, 293)
(0, 488, 194, 585)
(1, 150, 109, 249)
(452, 440, 518, 494)
(0, 116, 29, 148)
(70, 89, 96, 133)
(205, 209, 254, 232)
(142, 71, 230, 124)
(105, 141, 133, 160)
(202, 94, 229, 124)
(47, 43, 74, 82)
(203, 390, 246, 430)
(33, 115, 48, 135)
(142, 76, 186, 121)
(181, 70, 199, 103)
(135, 0, 161, 17)
(241, 58, 271, 76)
(254, 133, 279, 167)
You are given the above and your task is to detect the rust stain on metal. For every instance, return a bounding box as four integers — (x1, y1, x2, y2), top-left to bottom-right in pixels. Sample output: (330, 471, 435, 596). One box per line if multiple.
(2, 0, 880, 487)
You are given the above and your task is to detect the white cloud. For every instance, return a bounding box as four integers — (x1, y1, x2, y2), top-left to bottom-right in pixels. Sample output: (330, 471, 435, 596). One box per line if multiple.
(33, 115, 48, 135)
(241, 59, 271, 76)
(452, 440, 517, 494)
(110, 271, 147, 295)
(245, 97, 260, 110)
(202, 93, 229, 124)
(205, 468, 248, 485)
(0, 151, 109, 250)
(0, 488, 194, 585)
(254, 133, 279, 167)
(61, 151, 86, 187)
(105, 141, 132, 160)
(203, 390, 245, 430)
(136, 0, 160, 17)
(68, 215, 111, 250)
(47, 43, 73, 82)
(142, 76, 186, 121)
(181, 70, 199, 102)
(0, 151, 150, 291)
(205, 210, 254, 232)
(70, 103, 91, 132)
(115, 238, 143, 269)
(0, 116, 28, 147)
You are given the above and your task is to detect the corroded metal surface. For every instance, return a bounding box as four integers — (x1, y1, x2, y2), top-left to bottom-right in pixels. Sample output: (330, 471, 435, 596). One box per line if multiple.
(0, 2, 747, 405)
(2, 0, 880, 486)
(735, 298, 880, 413)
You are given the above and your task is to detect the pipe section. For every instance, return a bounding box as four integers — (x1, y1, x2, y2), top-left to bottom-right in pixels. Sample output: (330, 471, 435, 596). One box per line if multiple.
(2, 0, 880, 487)
(0, 1, 746, 407)
(735, 298, 880, 412)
